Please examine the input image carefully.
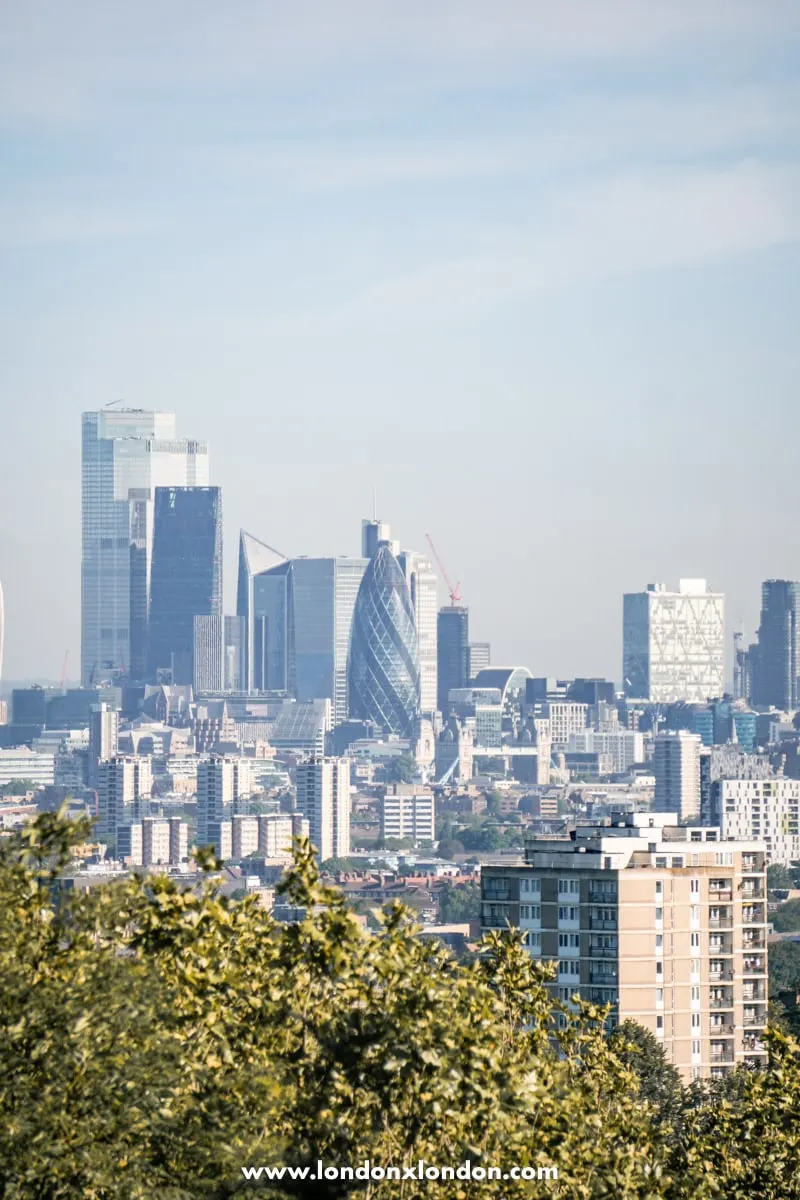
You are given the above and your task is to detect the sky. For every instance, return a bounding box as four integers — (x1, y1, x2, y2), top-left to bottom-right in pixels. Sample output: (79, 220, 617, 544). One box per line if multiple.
(1, 1, 800, 683)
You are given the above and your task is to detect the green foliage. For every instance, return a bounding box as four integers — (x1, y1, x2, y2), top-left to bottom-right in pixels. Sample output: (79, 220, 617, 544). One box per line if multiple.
(769, 939, 800, 995)
(3, 810, 800, 1198)
(0, 778, 37, 796)
(771, 899, 800, 932)
(767, 863, 798, 892)
(608, 1021, 684, 1135)
(438, 881, 481, 924)
(384, 754, 416, 784)
(437, 837, 465, 859)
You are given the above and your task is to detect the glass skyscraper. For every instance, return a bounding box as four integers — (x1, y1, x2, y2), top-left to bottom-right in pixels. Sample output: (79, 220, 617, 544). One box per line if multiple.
(623, 580, 725, 703)
(348, 542, 421, 735)
(147, 486, 222, 684)
(437, 606, 469, 714)
(751, 580, 800, 711)
(81, 409, 208, 685)
(397, 550, 438, 716)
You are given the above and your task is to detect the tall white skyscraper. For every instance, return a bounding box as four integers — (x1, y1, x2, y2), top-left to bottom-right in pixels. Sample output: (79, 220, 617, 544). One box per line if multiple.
(654, 731, 702, 822)
(398, 550, 438, 716)
(81, 408, 209, 685)
(623, 579, 725, 703)
(296, 756, 351, 862)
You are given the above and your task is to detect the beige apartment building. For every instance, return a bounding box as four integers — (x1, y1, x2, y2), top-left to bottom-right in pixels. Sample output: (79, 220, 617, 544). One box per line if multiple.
(481, 812, 767, 1080)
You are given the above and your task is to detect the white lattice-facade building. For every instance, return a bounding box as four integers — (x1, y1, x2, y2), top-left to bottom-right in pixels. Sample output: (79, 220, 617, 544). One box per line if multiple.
(623, 580, 725, 703)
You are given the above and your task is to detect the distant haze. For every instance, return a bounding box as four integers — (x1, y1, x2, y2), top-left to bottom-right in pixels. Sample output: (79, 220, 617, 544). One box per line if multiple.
(1, 2, 799, 681)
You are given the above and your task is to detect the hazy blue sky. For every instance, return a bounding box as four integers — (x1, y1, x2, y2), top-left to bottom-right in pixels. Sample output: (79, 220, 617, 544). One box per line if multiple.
(2, 2, 800, 682)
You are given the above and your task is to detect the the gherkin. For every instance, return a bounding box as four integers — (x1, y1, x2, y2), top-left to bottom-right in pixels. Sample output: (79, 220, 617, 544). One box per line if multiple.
(347, 542, 421, 735)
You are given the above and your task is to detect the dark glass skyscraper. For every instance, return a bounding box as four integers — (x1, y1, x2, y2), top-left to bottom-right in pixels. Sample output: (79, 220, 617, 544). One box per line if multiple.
(752, 580, 799, 710)
(147, 487, 222, 684)
(348, 543, 420, 735)
(437, 606, 469, 714)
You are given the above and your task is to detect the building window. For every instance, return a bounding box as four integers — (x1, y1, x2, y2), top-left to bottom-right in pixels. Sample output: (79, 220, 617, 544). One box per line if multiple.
(691, 933, 699, 949)
(558, 933, 580, 948)
(690, 878, 700, 894)
(656, 1015, 664, 1031)
(691, 986, 700, 1002)
(692, 1013, 701, 1029)
(692, 1041, 701, 1057)
(558, 906, 578, 921)
(656, 988, 664, 1005)
(655, 880, 663, 895)
(655, 934, 663, 950)
(558, 879, 580, 896)
(655, 907, 663, 922)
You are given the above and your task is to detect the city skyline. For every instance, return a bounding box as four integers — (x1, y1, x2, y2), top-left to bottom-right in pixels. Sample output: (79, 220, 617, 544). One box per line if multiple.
(2, 4, 800, 680)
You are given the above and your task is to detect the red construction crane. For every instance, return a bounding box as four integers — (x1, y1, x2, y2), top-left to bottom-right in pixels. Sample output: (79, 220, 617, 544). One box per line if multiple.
(425, 532, 463, 606)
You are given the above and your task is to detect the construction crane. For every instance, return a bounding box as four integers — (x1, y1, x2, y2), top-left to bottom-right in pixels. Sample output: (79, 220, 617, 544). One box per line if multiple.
(425, 532, 463, 606)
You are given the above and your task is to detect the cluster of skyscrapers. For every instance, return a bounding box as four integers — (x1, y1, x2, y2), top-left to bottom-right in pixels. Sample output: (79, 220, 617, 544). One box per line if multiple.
(79, 408, 449, 736)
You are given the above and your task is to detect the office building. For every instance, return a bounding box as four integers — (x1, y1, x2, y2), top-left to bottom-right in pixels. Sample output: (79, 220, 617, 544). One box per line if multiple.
(711, 778, 800, 865)
(348, 543, 420, 736)
(481, 812, 768, 1080)
(437, 607, 469, 715)
(0, 746, 56, 788)
(361, 518, 394, 560)
(97, 757, 153, 841)
(147, 486, 222, 684)
(0, 700, 7, 725)
(244, 554, 366, 720)
(467, 642, 491, 682)
(193, 614, 246, 692)
(541, 701, 588, 750)
(567, 730, 644, 774)
(654, 731, 702, 822)
(81, 408, 209, 685)
(236, 531, 287, 692)
(290, 557, 367, 723)
(196, 756, 255, 847)
(88, 702, 119, 789)
(751, 580, 800, 711)
(623, 580, 725, 703)
(380, 788, 435, 844)
(296, 756, 351, 862)
(398, 550, 438, 716)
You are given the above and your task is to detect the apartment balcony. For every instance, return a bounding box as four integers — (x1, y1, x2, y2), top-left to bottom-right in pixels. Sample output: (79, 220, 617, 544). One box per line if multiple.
(481, 912, 511, 928)
(589, 917, 618, 931)
(742, 906, 766, 925)
(709, 964, 734, 983)
(743, 986, 766, 1003)
(483, 887, 512, 903)
(709, 1022, 735, 1037)
(743, 934, 766, 950)
(587, 888, 618, 905)
(741, 883, 765, 900)
(743, 956, 766, 975)
(710, 997, 734, 1010)
(708, 916, 733, 930)
(710, 1045, 735, 1064)
(588, 945, 618, 959)
(743, 1035, 767, 1054)
(588, 970, 619, 985)
(741, 855, 765, 873)
(709, 938, 734, 956)
(709, 881, 733, 899)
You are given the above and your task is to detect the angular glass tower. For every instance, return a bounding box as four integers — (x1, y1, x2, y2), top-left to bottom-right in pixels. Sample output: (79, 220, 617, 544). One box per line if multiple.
(147, 487, 222, 684)
(348, 542, 421, 735)
(81, 409, 209, 685)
